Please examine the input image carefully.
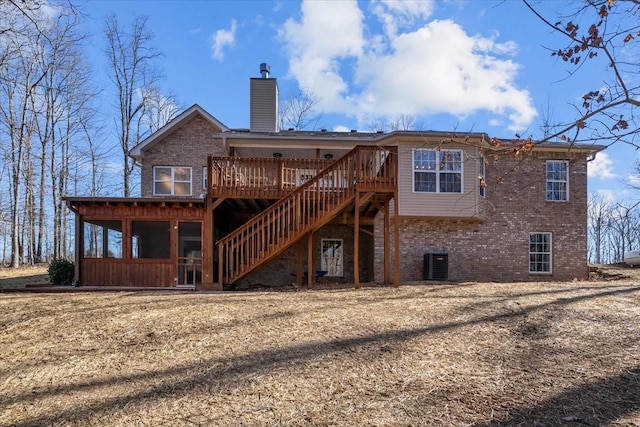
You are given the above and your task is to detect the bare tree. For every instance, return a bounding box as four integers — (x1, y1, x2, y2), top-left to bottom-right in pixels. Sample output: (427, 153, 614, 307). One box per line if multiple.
(0, 20, 43, 267)
(139, 86, 180, 134)
(104, 14, 162, 197)
(587, 192, 612, 263)
(279, 88, 322, 130)
(524, 0, 640, 147)
(369, 114, 417, 132)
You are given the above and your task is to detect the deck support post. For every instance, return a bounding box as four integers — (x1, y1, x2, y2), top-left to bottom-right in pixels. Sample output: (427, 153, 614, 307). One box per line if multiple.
(354, 193, 361, 289)
(384, 194, 391, 284)
(296, 240, 303, 287)
(394, 190, 400, 288)
(307, 231, 314, 289)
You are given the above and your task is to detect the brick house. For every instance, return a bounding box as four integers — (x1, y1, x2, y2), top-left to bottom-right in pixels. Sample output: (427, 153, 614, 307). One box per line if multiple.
(65, 64, 604, 289)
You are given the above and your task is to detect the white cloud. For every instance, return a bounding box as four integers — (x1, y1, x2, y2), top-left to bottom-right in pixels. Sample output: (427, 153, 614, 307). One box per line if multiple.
(627, 173, 640, 186)
(588, 152, 616, 179)
(371, 0, 435, 38)
(211, 19, 237, 62)
(279, 0, 537, 132)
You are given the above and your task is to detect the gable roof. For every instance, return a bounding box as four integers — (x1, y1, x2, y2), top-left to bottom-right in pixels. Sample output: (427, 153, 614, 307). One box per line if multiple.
(128, 104, 229, 160)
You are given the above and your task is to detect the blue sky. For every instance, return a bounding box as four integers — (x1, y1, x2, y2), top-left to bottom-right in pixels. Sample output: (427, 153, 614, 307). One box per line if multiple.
(77, 0, 634, 201)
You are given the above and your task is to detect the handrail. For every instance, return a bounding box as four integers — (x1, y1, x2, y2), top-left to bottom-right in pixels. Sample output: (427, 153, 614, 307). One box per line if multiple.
(216, 146, 397, 284)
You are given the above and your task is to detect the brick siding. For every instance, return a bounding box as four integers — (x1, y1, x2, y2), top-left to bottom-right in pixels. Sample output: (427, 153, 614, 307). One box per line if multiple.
(140, 115, 227, 197)
(243, 224, 374, 286)
(375, 151, 589, 282)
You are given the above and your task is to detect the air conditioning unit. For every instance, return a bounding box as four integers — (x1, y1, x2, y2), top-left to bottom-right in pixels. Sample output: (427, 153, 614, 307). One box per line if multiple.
(423, 253, 448, 280)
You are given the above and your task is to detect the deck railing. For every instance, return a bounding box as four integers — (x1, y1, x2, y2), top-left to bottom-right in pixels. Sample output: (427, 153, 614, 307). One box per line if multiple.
(207, 157, 334, 198)
(216, 146, 397, 284)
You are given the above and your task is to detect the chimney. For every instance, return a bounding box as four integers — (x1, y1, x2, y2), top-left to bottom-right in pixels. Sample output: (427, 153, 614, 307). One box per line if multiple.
(260, 62, 270, 78)
(250, 63, 279, 133)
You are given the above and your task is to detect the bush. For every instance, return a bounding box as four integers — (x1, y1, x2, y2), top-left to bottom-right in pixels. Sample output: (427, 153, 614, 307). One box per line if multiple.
(48, 259, 75, 286)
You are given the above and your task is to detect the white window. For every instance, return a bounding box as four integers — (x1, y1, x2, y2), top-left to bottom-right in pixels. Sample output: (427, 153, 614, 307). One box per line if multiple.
(321, 239, 343, 277)
(546, 160, 568, 201)
(202, 166, 207, 190)
(153, 166, 192, 196)
(478, 157, 486, 198)
(413, 149, 463, 193)
(529, 233, 552, 273)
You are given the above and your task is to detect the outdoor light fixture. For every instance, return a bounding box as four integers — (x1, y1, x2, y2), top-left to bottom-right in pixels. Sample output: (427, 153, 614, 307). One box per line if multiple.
(324, 153, 334, 160)
(273, 152, 282, 158)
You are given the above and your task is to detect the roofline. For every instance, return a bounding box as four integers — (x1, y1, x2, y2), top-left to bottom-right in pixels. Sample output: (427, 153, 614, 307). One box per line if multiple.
(530, 142, 607, 154)
(220, 129, 490, 143)
(220, 130, 605, 153)
(64, 196, 206, 207)
(129, 104, 230, 160)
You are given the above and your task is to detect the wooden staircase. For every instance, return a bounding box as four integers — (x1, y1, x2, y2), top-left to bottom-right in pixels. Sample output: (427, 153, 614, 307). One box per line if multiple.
(217, 145, 397, 285)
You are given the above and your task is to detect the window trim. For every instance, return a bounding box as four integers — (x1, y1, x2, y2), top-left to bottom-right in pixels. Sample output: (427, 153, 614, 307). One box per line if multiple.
(153, 166, 193, 196)
(529, 232, 552, 274)
(412, 148, 463, 194)
(546, 160, 569, 202)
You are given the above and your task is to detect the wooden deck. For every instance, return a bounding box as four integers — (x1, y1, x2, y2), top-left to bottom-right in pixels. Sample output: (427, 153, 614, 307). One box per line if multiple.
(207, 156, 334, 199)
(212, 146, 399, 286)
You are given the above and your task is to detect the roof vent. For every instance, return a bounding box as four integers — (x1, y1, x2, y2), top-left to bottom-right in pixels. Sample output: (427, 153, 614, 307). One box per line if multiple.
(350, 129, 357, 133)
(321, 128, 327, 132)
(376, 130, 384, 134)
(260, 63, 270, 78)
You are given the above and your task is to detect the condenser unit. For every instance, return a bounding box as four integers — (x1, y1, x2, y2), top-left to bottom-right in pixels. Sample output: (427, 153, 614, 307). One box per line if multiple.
(423, 253, 448, 280)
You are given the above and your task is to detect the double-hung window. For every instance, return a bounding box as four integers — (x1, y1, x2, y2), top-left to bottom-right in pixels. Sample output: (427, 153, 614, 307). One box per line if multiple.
(202, 166, 207, 190)
(413, 149, 463, 193)
(546, 160, 568, 201)
(529, 232, 552, 273)
(153, 166, 192, 196)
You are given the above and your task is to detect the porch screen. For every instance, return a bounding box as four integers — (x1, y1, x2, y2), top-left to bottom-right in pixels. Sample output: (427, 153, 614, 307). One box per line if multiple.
(132, 221, 170, 259)
(83, 220, 123, 258)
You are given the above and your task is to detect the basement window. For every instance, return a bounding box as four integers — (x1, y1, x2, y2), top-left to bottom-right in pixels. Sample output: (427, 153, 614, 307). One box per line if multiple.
(529, 232, 552, 274)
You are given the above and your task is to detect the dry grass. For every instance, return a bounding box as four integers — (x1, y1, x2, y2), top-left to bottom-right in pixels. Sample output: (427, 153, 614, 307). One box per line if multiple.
(0, 264, 48, 289)
(1, 266, 640, 426)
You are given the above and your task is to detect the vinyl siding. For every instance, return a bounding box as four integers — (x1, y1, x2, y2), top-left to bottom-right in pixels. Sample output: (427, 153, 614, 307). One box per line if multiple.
(250, 78, 279, 132)
(397, 142, 481, 218)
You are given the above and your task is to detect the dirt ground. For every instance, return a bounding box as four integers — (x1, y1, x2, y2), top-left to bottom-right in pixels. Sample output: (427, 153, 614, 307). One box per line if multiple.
(0, 265, 639, 426)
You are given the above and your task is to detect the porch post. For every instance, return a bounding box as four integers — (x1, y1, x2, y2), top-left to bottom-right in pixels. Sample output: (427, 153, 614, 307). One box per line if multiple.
(202, 200, 215, 288)
(73, 207, 82, 284)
